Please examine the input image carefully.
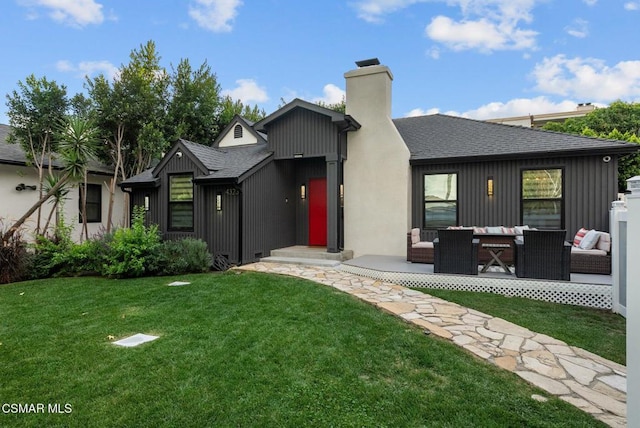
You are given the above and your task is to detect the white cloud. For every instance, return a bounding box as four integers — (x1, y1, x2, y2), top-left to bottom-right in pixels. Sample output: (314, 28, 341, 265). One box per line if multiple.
(583, 0, 597, 5)
(351, 0, 425, 23)
(624, 2, 640, 10)
(426, 46, 440, 59)
(353, 0, 541, 52)
(189, 0, 242, 32)
(565, 18, 589, 38)
(532, 55, 640, 102)
(459, 97, 580, 120)
(405, 107, 440, 117)
(426, 15, 537, 52)
(20, 0, 104, 27)
(56, 59, 118, 80)
(222, 79, 268, 104)
(312, 84, 345, 105)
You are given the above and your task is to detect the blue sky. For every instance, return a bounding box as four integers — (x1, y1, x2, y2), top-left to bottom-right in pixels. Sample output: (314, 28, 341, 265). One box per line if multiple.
(2, 0, 640, 125)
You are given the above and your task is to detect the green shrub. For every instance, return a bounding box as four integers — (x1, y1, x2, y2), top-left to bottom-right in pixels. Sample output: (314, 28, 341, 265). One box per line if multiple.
(155, 238, 212, 276)
(101, 207, 161, 278)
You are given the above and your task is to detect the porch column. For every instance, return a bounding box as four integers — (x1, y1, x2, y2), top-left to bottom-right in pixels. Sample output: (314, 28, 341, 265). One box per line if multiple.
(627, 176, 640, 424)
(326, 155, 339, 253)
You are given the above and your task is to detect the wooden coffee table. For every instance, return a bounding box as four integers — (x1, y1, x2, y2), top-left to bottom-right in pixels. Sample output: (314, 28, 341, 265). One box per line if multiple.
(480, 243, 512, 274)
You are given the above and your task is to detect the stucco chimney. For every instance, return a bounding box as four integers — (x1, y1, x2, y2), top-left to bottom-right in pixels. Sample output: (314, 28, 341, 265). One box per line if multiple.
(343, 59, 411, 257)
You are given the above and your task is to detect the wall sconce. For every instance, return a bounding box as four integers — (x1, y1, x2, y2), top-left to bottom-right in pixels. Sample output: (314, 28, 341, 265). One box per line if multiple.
(216, 193, 222, 211)
(300, 184, 306, 200)
(339, 184, 344, 207)
(144, 195, 150, 211)
(15, 183, 37, 191)
(487, 176, 494, 197)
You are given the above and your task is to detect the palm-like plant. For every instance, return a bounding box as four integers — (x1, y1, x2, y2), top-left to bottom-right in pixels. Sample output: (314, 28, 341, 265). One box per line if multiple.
(2, 117, 100, 245)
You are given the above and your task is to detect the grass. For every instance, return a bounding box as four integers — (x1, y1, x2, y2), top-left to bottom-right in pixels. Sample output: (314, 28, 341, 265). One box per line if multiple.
(411, 287, 626, 365)
(0, 272, 608, 427)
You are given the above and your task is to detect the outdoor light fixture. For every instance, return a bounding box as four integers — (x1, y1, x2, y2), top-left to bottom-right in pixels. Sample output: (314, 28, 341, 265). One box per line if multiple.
(487, 176, 494, 197)
(15, 183, 37, 192)
(300, 184, 306, 200)
(144, 195, 150, 211)
(216, 193, 222, 211)
(339, 184, 344, 207)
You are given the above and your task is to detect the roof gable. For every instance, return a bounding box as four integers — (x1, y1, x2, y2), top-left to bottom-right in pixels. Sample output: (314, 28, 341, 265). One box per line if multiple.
(215, 114, 267, 148)
(393, 114, 639, 163)
(254, 98, 359, 132)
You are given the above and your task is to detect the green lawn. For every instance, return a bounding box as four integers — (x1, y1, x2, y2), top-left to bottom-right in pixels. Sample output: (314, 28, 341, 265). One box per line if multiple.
(411, 288, 626, 365)
(0, 272, 607, 427)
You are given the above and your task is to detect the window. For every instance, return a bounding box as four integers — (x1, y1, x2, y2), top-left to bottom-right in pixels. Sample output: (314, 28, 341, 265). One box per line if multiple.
(169, 174, 194, 230)
(424, 173, 457, 228)
(233, 124, 243, 139)
(521, 168, 563, 228)
(79, 184, 101, 223)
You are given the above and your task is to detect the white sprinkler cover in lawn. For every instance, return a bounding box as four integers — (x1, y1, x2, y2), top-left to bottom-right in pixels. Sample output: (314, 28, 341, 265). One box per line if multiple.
(112, 333, 159, 347)
(168, 281, 191, 286)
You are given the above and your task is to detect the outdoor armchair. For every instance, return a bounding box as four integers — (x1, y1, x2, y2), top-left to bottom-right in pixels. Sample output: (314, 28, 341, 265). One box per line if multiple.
(514, 230, 571, 281)
(433, 229, 479, 275)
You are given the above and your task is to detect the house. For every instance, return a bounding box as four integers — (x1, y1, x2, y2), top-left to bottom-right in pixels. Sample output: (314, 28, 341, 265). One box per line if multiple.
(121, 59, 639, 265)
(0, 124, 125, 241)
(486, 103, 596, 128)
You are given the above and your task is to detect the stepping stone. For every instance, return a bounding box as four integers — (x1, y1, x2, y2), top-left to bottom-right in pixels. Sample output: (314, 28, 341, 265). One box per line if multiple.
(112, 333, 159, 347)
(168, 281, 191, 286)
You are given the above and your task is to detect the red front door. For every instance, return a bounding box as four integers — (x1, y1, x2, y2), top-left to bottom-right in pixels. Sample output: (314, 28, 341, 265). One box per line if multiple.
(308, 178, 327, 246)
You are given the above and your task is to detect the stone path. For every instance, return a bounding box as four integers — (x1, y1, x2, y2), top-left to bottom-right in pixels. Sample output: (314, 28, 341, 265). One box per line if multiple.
(237, 262, 627, 427)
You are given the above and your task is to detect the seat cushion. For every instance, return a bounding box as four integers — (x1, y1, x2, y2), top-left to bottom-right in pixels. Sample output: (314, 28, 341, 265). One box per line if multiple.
(413, 241, 434, 249)
(411, 228, 421, 245)
(596, 232, 611, 252)
(571, 247, 608, 256)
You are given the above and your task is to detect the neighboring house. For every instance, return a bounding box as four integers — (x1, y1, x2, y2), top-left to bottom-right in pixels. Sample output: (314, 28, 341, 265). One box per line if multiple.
(486, 103, 596, 128)
(121, 60, 639, 264)
(0, 124, 125, 241)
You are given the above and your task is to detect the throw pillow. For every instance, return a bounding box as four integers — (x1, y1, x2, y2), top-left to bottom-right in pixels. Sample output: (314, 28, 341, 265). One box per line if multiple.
(579, 229, 600, 250)
(486, 226, 503, 234)
(573, 228, 588, 247)
(514, 225, 530, 235)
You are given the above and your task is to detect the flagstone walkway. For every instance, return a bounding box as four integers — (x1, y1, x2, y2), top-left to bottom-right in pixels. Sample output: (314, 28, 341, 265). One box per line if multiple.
(237, 262, 627, 428)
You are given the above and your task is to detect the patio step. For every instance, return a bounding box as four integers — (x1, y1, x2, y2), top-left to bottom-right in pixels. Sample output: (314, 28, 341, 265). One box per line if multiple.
(260, 256, 342, 267)
(269, 246, 353, 262)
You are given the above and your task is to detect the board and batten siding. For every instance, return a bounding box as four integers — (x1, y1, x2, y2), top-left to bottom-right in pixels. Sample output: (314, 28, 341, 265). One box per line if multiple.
(412, 155, 619, 241)
(204, 186, 241, 264)
(155, 151, 207, 241)
(241, 160, 297, 262)
(267, 109, 339, 159)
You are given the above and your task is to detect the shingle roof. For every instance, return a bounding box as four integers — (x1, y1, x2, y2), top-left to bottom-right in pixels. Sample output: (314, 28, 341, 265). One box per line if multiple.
(0, 123, 114, 174)
(393, 114, 639, 163)
(122, 139, 272, 186)
(181, 139, 272, 181)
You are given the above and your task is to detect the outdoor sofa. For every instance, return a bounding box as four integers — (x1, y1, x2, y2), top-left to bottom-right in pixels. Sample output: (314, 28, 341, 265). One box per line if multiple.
(570, 228, 612, 275)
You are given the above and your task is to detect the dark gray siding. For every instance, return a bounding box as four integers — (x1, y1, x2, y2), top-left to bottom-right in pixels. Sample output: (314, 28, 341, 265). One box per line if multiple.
(204, 186, 241, 264)
(241, 160, 297, 262)
(130, 189, 160, 227)
(412, 155, 618, 241)
(155, 152, 208, 241)
(267, 109, 339, 159)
